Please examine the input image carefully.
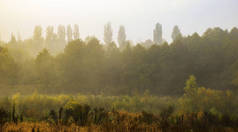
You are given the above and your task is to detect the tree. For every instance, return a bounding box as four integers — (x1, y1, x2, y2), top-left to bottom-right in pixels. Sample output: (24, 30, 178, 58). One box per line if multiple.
(59, 40, 86, 93)
(118, 25, 126, 48)
(33, 26, 43, 41)
(46, 26, 57, 53)
(171, 25, 182, 41)
(73, 24, 80, 40)
(32, 26, 44, 56)
(104, 23, 113, 45)
(0, 47, 18, 84)
(184, 75, 198, 97)
(57, 25, 66, 41)
(46, 26, 55, 42)
(10, 33, 17, 44)
(67, 25, 73, 42)
(57, 25, 67, 53)
(17, 32, 22, 42)
(142, 39, 153, 48)
(35, 49, 56, 93)
(153, 23, 162, 44)
(230, 27, 238, 42)
(0, 33, 2, 42)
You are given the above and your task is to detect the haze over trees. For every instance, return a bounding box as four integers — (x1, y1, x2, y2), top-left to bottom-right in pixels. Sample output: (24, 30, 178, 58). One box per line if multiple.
(73, 24, 80, 40)
(1, 24, 238, 96)
(57, 25, 67, 52)
(171, 25, 182, 41)
(0, 24, 238, 96)
(0, 23, 238, 131)
(153, 23, 163, 44)
(104, 23, 113, 45)
(0, 0, 238, 130)
(117, 25, 127, 49)
(57, 25, 66, 42)
(67, 25, 73, 42)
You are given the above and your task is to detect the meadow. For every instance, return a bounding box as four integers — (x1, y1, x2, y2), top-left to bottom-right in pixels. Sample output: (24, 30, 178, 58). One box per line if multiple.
(1, 76, 238, 132)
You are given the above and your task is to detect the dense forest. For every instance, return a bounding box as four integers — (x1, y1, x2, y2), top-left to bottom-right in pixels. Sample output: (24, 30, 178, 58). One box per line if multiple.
(0, 26, 238, 96)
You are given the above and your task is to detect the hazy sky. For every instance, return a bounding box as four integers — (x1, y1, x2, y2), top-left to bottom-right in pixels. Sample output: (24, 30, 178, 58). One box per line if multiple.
(0, 0, 238, 43)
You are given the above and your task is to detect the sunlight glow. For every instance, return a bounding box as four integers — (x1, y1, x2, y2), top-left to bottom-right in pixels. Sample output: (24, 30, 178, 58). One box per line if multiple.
(0, 0, 237, 42)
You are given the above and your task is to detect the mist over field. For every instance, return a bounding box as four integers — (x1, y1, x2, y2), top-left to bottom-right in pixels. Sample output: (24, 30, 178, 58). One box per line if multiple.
(0, 0, 238, 132)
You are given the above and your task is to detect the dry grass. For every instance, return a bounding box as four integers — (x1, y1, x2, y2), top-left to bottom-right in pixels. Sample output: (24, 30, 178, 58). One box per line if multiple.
(2, 122, 100, 132)
(2, 122, 238, 132)
(1, 122, 162, 132)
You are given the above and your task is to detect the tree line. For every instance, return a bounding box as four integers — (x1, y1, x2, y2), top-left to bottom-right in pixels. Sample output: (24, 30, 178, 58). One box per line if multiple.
(0, 26, 238, 95)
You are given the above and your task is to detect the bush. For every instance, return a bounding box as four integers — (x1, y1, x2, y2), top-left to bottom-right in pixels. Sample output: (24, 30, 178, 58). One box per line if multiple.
(0, 107, 9, 125)
(63, 102, 91, 126)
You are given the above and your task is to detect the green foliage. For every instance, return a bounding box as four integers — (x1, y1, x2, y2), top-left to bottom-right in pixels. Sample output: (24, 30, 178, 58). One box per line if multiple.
(1, 27, 238, 96)
(0, 93, 174, 122)
(184, 75, 198, 97)
(0, 91, 238, 131)
(179, 75, 238, 116)
(63, 102, 91, 125)
(0, 47, 18, 85)
(35, 49, 56, 93)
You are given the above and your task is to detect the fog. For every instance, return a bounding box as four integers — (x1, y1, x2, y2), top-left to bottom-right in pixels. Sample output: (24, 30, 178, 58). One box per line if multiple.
(0, 0, 238, 42)
(1, 1, 238, 131)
